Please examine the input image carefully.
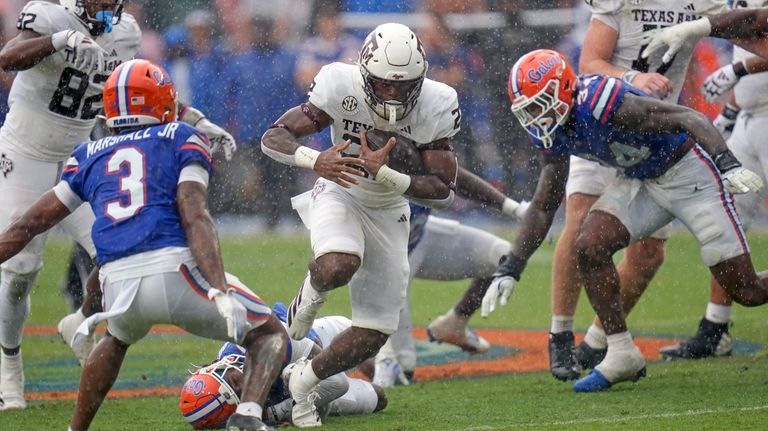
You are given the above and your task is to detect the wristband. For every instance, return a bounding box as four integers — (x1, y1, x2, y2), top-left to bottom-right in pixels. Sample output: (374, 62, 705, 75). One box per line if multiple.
(497, 253, 527, 281)
(375, 165, 411, 194)
(732, 61, 749, 78)
(502, 198, 520, 217)
(620, 69, 640, 84)
(51, 30, 70, 51)
(713, 149, 741, 173)
(294, 146, 321, 169)
(722, 103, 740, 121)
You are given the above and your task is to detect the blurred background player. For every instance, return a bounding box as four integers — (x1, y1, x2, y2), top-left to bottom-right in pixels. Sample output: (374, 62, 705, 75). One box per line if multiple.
(659, 0, 768, 360)
(486, 48, 768, 392)
(546, 0, 730, 381)
(261, 23, 459, 427)
(371, 167, 529, 387)
(0, 59, 287, 431)
(180, 305, 386, 429)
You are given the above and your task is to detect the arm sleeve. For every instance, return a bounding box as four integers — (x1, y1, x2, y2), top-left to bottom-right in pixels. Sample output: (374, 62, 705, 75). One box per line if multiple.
(52, 181, 83, 212)
(178, 163, 209, 187)
(176, 124, 214, 174)
(585, 76, 630, 125)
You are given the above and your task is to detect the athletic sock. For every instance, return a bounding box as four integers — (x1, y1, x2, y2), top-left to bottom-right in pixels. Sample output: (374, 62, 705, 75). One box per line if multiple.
(705, 302, 731, 325)
(551, 315, 574, 334)
(583, 324, 607, 349)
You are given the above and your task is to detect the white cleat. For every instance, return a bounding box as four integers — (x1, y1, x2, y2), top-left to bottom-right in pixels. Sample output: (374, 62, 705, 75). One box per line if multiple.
(372, 356, 410, 388)
(594, 345, 647, 384)
(286, 281, 328, 340)
(0, 351, 26, 410)
(427, 312, 491, 354)
(57, 311, 98, 367)
(286, 359, 322, 428)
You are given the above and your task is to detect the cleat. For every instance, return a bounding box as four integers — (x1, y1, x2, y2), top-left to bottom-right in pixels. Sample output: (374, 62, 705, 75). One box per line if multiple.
(427, 312, 490, 354)
(286, 280, 328, 340)
(372, 356, 410, 388)
(225, 413, 274, 431)
(57, 311, 98, 367)
(575, 341, 607, 370)
(548, 331, 580, 381)
(286, 359, 322, 428)
(574, 346, 646, 392)
(573, 367, 647, 393)
(659, 318, 732, 361)
(0, 351, 26, 410)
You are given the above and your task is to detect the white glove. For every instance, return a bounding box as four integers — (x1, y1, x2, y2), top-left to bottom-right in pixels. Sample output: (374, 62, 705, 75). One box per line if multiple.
(701, 64, 739, 104)
(209, 288, 250, 343)
(712, 104, 740, 141)
(196, 118, 237, 161)
(642, 18, 712, 64)
(52, 29, 106, 72)
(722, 167, 764, 194)
(481, 276, 516, 318)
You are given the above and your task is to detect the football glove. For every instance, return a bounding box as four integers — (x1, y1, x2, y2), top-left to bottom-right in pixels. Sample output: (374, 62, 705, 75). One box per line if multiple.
(642, 18, 712, 64)
(701, 64, 740, 104)
(196, 118, 237, 161)
(714, 149, 763, 194)
(712, 104, 740, 141)
(209, 288, 250, 343)
(481, 254, 526, 318)
(52, 30, 107, 72)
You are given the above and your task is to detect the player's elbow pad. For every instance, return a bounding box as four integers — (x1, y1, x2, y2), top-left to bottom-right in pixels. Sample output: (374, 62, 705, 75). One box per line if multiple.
(408, 190, 455, 210)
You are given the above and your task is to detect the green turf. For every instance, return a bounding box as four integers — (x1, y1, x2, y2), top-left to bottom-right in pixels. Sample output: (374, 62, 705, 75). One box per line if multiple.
(8, 229, 768, 430)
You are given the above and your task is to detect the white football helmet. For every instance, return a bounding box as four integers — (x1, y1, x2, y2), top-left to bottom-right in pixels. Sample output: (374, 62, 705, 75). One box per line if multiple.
(358, 23, 428, 126)
(60, 0, 124, 35)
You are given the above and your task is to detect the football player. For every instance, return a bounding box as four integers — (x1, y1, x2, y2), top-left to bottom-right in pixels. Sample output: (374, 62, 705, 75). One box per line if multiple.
(372, 167, 529, 387)
(658, 0, 768, 360)
(0, 0, 236, 409)
(261, 23, 459, 427)
(483, 49, 768, 392)
(0, 59, 285, 431)
(546, 0, 731, 381)
(180, 305, 387, 429)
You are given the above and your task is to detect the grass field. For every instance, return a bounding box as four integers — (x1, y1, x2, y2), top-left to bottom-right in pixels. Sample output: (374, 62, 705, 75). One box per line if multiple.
(5, 228, 768, 430)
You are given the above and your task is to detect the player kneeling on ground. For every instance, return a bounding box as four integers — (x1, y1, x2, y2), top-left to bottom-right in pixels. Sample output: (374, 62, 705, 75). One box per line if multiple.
(180, 304, 386, 429)
(0, 59, 287, 431)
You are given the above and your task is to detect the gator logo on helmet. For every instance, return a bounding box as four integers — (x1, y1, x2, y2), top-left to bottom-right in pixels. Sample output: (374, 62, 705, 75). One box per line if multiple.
(526, 58, 558, 83)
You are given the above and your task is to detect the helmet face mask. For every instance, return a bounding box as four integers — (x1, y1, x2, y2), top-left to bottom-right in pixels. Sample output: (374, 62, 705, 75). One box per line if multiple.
(103, 59, 178, 130)
(60, 0, 124, 35)
(508, 49, 577, 149)
(179, 355, 244, 429)
(358, 23, 428, 126)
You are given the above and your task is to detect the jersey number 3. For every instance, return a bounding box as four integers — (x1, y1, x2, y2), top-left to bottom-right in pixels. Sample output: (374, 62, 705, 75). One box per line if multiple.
(105, 147, 146, 221)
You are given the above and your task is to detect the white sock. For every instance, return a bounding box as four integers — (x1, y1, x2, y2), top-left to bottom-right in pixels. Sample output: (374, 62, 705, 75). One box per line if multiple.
(583, 324, 607, 349)
(300, 360, 321, 387)
(550, 315, 574, 334)
(235, 401, 263, 419)
(606, 331, 634, 352)
(705, 302, 731, 324)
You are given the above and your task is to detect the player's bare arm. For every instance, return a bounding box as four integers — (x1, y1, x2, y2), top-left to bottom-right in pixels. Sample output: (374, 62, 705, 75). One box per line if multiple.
(0, 190, 71, 262)
(580, 19, 671, 98)
(511, 155, 569, 261)
(0, 29, 58, 71)
(261, 102, 365, 188)
(710, 8, 768, 39)
(177, 180, 228, 293)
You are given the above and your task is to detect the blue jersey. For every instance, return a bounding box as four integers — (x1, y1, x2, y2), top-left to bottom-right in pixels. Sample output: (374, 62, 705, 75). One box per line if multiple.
(61, 122, 213, 265)
(536, 75, 689, 180)
(408, 204, 432, 253)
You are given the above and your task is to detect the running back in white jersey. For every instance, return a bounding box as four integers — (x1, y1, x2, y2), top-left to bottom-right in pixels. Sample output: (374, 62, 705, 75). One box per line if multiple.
(732, 0, 768, 113)
(308, 62, 461, 208)
(589, 0, 727, 102)
(0, 1, 140, 161)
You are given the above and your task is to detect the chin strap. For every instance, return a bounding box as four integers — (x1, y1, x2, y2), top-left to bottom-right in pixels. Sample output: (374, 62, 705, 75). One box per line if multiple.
(388, 105, 397, 126)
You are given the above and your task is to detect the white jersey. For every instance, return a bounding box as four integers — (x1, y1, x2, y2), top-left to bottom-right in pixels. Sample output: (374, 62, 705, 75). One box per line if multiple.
(590, 0, 727, 102)
(1, 2, 140, 161)
(308, 62, 460, 208)
(732, 0, 768, 113)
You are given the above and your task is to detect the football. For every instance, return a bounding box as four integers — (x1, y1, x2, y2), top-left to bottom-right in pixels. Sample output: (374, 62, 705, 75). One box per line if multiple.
(363, 129, 425, 174)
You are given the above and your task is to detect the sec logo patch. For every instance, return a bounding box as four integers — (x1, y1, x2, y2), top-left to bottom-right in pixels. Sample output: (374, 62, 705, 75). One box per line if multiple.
(342, 96, 358, 113)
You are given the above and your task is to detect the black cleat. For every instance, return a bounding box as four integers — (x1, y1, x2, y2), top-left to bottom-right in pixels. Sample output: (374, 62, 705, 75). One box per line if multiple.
(659, 318, 732, 361)
(226, 413, 274, 431)
(575, 341, 607, 370)
(548, 331, 580, 381)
